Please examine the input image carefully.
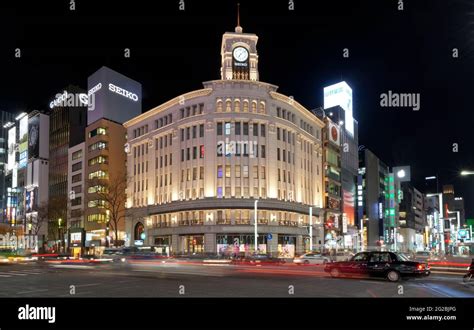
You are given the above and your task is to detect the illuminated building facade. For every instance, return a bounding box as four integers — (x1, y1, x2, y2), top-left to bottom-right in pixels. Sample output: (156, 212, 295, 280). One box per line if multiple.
(358, 148, 389, 250)
(124, 23, 324, 257)
(83, 67, 141, 252)
(0, 110, 15, 225)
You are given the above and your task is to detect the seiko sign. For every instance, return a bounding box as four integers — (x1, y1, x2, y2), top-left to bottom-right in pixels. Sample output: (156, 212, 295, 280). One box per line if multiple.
(108, 83, 139, 102)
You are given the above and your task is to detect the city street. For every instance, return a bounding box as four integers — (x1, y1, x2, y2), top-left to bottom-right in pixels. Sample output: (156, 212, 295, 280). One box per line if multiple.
(0, 261, 472, 298)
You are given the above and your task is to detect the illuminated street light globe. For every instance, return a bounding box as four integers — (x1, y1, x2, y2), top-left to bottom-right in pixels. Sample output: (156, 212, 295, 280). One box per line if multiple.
(397, 169, 406, 179)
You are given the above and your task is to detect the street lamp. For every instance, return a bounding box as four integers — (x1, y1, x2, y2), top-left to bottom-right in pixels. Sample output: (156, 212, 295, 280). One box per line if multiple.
(58, 218, 62, 253)
(254, 200, 259, 254)
(106, 209, 110, 248)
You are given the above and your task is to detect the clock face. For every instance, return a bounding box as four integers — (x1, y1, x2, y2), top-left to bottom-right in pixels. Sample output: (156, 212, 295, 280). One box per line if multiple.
(233, 47, 249, 62)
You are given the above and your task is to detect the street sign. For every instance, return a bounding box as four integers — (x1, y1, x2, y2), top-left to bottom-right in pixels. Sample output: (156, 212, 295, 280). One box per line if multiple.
(267, 233, 273, 240)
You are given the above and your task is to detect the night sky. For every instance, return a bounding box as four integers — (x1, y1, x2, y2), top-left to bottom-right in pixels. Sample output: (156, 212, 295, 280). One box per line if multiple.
(1, 0, 473, 216)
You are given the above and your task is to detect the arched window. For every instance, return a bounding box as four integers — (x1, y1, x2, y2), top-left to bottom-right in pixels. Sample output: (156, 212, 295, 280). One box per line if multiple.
(225, 99, 232, 112)
(243, 100, 249, 112)
(134, 222, 145, 241)
(216, 99, 223, 112)
(234, 99, 241, 112)
(251, 101, 257, 113)
(259, 101, 265, 114)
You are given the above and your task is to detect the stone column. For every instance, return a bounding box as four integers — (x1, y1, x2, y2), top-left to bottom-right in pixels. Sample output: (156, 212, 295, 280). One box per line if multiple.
(204, 233, 216, 255)
(296, 235, 304, 255)
(268, 233, 278, 258)
(171, 234, 179, 255)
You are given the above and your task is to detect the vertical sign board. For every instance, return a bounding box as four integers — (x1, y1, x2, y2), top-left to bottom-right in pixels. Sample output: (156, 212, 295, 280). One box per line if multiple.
(323, 81, 354, 136)
(18, 116, 28, 168)
(7, 127, 16, 171)
(28, 115, 40, 159)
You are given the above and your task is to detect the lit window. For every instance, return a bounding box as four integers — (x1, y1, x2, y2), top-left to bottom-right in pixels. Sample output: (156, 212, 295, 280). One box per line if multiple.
(225, 122, 231, 135)
(243, 165, 249, 178)
(88, 170, 108, 180)
(88, 127, 107, 138)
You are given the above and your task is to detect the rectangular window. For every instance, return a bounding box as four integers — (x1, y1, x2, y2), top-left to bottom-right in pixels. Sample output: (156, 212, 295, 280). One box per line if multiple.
(277, 128, 280, 140)
(225, 165, 231, 178)
(71, 161, 82, 172)
(88, 141, 107, 152)
(88, 127, 107, 138)
(181, 129, 184, 141)
(225, 122, 231, 135)
(200, 145, 204, 158)
(243, 165, 249, 178)
(217, 122, 223, 135)
(186, 127, 190, 140)
(243, 122, 249, 135)
(72, 150, 82, 160)
(235, 122, 241, 135)
(235, 165, 241, 178)
(72, 185, 82, 194)
(193, 167, 197, 180)
(186, 148, 190, 161)
(88, 170, 108, 180)
(261, 145, 266, 158)
(261, 166, 266, 179)
(72, 173, 82, 183)
(199, 124, 204, 137)
(253, 165, 259, 179)
(277, 148, 280, 161)
(200, 166, 204, 179)
(261, 124, 266, 137)
(217, 165, 223, 178)
(88, 156, 108, 166)
(192, 126, 197, 139)
(193, 146, 197, 159)
(253, 123, 258, 136)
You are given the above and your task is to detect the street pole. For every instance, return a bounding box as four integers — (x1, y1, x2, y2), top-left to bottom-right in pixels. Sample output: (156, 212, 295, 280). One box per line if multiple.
(309, 206, 313, 252)
(254, 200, 258, 254)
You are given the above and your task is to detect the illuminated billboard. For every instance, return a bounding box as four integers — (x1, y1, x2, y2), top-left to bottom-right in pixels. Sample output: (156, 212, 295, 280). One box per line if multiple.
(28, 115, 40, 159)
(328, 121, 340, 146)
(18, 115, 28, 168)
(343, 188, 355, 227)
(323, 81, 354, 136)
(87, 66, 142, 125)
(7, 127, 16, 171)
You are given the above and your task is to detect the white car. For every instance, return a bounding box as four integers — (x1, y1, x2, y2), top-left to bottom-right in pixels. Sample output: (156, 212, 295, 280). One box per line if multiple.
(293, 253, 331, 265)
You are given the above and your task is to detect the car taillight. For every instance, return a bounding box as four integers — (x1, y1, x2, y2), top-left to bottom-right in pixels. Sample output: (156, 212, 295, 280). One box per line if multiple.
(417, 264, 425, 270)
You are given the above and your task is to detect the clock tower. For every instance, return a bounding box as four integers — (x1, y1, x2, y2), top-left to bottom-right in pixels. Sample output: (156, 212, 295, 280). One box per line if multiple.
(220, 6, 259, 81)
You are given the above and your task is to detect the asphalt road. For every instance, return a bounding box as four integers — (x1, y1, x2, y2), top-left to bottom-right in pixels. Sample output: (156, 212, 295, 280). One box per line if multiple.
(0, 261, 472, 298)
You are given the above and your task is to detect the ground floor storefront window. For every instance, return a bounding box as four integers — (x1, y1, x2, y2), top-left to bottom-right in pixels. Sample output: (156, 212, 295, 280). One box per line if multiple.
(278, 236, 296, 258)
(180, 235, 204, 254)
(153, 236, 171, 256)
(216, 234, 268, 256)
